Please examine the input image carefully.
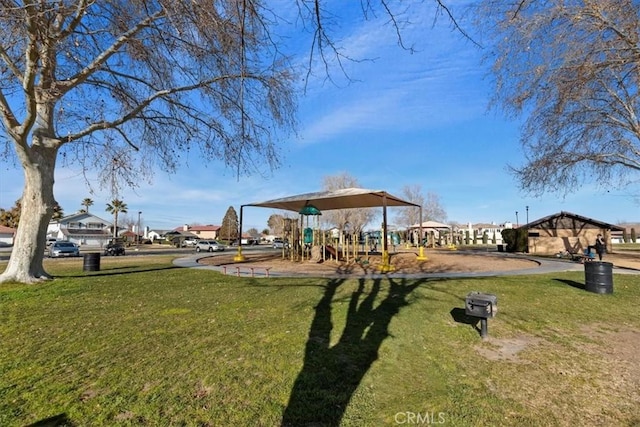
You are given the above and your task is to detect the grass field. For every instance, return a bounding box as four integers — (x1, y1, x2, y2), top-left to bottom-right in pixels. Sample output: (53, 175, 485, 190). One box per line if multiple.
(1, 256, 639, 426)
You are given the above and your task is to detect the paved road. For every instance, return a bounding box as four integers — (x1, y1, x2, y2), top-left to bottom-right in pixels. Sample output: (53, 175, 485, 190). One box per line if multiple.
(0, 244, 268, 261)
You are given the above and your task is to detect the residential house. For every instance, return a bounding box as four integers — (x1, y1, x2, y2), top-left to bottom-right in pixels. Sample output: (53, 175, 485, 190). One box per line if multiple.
(146, 227, 170, 242)
(463, 222, 514, 244)
(0, 224, 16, 246)
(408, 221, 451, 244)
(47, 212, 112, 247)
(175, 224, 221, 240)
(523, 211, 624, 255)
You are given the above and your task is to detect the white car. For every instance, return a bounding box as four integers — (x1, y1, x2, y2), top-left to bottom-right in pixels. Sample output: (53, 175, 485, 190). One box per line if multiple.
(195, 240, 225, 252)
(272, 238, 289, 249)
(181, 238, 199, 247)
(48, 241, 80, 258)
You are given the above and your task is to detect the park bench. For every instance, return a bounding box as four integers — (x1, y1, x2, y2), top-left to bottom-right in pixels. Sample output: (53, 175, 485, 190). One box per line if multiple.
(222, 265, 272, 278)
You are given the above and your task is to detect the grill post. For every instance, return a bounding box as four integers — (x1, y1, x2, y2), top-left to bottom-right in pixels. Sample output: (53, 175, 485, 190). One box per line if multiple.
(465, 292, 497, 339)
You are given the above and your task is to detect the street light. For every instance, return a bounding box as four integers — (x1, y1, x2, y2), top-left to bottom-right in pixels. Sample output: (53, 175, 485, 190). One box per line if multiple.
(526, 206, 529, 224)
(515, 211, 519, 227)
(137, 211, 142, 244)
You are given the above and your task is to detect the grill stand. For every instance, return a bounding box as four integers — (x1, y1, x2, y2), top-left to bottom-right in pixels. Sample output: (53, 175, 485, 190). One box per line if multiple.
(480, 318, 488, 339)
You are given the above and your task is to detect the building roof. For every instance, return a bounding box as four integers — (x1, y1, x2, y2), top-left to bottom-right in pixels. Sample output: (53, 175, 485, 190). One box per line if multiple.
(0, 225, 16, 234)
(523, 211, 625, 231)
(408, 221, 451, 229)
(246, 187, 419, 212)
(174, 225, 221, 232)
(165, 230, 199, 238)
(51, 212, 111, 225)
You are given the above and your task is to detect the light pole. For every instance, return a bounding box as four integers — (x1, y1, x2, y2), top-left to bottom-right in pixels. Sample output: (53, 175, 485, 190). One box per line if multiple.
(137, 211, 142, 245)
(526, 206, 529, 224)
(515, 211, 519, 227)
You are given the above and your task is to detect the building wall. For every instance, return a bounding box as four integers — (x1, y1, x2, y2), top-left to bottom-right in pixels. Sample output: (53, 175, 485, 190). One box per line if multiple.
(527, 228, 610, 255)
(0, 233, 14, 245)
(190, 230, 219, 239)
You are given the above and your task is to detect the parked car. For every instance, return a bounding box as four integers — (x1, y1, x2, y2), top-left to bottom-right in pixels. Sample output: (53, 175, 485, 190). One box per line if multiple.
(272, 238, 289, 249)
(181, 238, 199, 247)
(104, 241, 126, 256)
(46, 238, 57, 247)
(48, 241, 80, 258)
(195, 240, 225, 252)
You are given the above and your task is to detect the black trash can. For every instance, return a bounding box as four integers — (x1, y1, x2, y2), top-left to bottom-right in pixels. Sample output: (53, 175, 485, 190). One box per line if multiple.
(83, 253, 101, 272)
(497, 244, 504, 252)
(584, 261, 613, 294)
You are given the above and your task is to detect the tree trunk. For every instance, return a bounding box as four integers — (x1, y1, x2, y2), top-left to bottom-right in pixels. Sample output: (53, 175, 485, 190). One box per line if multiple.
(0, 145, 57, 284)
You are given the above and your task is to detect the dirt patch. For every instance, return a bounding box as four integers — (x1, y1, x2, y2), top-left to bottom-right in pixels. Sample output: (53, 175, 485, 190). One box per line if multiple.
(476, 327, 640, 425)
(605, 251, 640, 270)
(476, 335, 542, 363)
(198, 249, 539, 275)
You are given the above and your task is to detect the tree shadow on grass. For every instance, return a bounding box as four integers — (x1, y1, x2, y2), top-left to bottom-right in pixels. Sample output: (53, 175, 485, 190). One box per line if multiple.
(25, 413, 75, 426)
(60, 265, 181, 278)
(553, 278, 585, 290)
(281, 276, 422, 426)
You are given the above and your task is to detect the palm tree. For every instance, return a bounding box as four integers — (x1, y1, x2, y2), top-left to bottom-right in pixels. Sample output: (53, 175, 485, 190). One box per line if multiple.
(105, 199, 128, 238)
(51, 202, 64, 220)
(81, 198, 94, 213)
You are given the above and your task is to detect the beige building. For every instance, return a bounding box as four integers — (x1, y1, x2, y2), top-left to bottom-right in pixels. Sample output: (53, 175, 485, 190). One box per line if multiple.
(524, 211, 624, 255)
(176, 224, 221, 240)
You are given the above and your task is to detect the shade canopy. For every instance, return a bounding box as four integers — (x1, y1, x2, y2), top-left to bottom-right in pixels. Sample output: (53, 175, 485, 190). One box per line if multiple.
(409, 220, 451, 230)
(245, 188, 420, 211)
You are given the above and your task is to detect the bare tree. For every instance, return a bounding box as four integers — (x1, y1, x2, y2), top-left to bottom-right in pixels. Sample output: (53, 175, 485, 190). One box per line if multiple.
(267, 213, 296, 236)
(395, 185, 423, 228)
(321, 172, 376, 234)
(395, 184, 447, 228)
(267, 214, 286, 236)
(477, 0, 640, 195)
(0, 1, 295, 283)
(0, 1, 463, 283)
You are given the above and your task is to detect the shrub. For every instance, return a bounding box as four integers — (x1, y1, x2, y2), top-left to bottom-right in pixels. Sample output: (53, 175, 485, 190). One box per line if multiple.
(501, 228, 528, 252)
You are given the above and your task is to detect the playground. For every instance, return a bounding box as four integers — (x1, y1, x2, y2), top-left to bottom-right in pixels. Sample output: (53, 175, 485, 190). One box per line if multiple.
(198, 247, 540, 275)
(226, 188, 640, 276)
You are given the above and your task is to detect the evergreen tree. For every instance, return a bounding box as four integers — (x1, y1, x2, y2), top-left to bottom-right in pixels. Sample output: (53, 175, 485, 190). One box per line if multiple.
(221, 207, 239, 242)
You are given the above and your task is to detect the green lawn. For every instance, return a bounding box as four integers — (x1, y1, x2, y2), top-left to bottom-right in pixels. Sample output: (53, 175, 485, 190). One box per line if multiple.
(1, 256, 639, 426)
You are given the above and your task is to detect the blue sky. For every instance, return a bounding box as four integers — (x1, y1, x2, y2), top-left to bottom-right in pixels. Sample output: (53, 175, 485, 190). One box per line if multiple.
(1, 1, 639, 232)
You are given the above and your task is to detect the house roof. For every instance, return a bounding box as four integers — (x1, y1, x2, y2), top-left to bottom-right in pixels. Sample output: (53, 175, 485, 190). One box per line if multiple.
(246, 188, 420, 212)
(0, 225, 16, 234)
(408, 221, 451, 229)
(174, 225, 220, 232)
(165, 230, 199, 238)
(52, 212, 111, 225)
(523, 211, 625, 231)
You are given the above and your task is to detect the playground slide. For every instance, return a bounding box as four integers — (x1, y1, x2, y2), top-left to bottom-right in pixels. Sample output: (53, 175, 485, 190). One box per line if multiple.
(325, 245, 340, 260)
